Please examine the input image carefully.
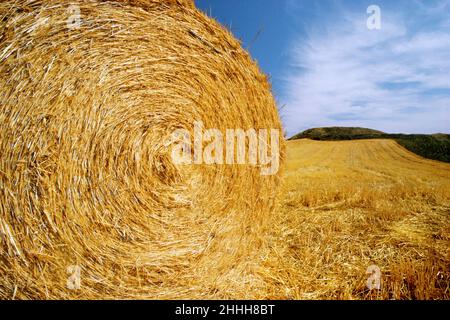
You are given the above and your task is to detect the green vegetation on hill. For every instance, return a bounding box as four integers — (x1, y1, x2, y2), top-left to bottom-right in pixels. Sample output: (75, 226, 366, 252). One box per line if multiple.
(289, 127, 450, 163)
(290, 127, 384, 141)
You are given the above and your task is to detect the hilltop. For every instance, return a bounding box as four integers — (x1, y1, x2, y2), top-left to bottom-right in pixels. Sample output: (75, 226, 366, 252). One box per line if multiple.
(289, 127, 450, 163)
(290, 127, 385, 140)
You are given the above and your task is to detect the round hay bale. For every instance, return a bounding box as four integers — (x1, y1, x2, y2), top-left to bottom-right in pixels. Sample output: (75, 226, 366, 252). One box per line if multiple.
(0, 0, 285, 299)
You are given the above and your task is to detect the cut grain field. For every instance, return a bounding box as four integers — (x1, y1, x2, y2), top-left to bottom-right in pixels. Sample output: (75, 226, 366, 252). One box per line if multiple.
(1, 0, 448, 301)
(261, 139, 450, 300)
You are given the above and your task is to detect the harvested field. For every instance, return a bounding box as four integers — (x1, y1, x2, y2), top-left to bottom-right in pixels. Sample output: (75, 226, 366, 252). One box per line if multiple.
(262, 139, 450, 299)
(0, 0, 448, 301)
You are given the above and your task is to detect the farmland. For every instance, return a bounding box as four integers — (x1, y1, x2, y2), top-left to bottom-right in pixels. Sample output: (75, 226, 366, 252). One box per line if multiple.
(261, 139, 450, 299)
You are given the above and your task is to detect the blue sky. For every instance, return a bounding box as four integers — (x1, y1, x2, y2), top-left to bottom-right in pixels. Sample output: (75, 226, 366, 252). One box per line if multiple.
(195, 0, 450, 136)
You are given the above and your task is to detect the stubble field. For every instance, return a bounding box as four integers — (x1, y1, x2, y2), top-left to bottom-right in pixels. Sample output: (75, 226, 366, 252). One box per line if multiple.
(261, 139, 450, 299)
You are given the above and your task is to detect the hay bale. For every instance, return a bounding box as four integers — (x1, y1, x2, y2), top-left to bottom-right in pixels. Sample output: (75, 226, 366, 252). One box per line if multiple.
(0, 0, 284, 299)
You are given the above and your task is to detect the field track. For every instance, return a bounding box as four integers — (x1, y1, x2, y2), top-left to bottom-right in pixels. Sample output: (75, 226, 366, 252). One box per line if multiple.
(261, 139, 450, 299)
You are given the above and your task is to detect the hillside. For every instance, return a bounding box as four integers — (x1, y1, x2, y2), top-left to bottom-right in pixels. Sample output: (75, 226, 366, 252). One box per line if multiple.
(263, 139, 450, 299)
(289, 127, 450, 163)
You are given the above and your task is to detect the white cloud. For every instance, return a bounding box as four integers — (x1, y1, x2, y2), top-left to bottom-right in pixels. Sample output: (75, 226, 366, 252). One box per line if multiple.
(282, 3, 450, 135)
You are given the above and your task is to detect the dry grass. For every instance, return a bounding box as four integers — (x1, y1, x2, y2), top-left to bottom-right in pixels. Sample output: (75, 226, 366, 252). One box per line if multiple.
(0, 0, 284, 299)
(1, 0, 448, 301)
(261, 139, 450, 300)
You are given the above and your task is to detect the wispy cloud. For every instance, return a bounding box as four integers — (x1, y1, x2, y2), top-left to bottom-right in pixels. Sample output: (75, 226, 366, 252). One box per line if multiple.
(282, 0, 450, 135)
